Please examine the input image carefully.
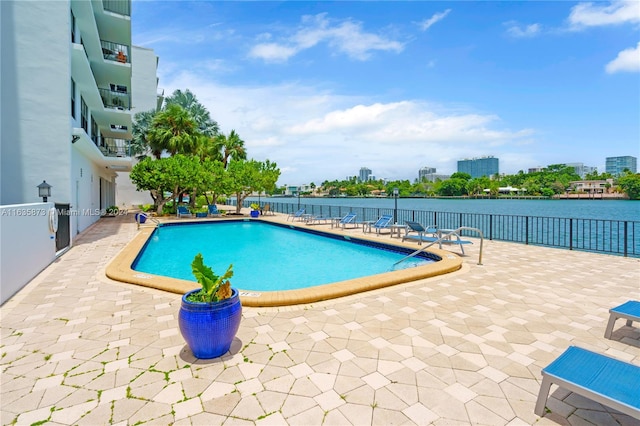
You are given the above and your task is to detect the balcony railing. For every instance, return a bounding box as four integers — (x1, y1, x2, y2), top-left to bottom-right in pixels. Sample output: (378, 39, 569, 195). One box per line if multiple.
(96, 137, 131, 158)
(98, 88, 131, 110)
(100, 40, 129, 64)
(102, 0, 131, 16)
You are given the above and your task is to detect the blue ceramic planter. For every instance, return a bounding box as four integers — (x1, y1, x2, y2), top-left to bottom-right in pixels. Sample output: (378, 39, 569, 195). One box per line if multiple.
(178, 288, 242, 359)
(250, 210, 260, 218)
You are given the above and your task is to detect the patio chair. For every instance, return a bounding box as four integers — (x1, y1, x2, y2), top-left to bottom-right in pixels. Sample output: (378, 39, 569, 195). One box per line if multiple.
(336, 213, 358, 229)
(306, 214, 330, 225)
(207, 205, 221, 217)
(365, 214, 393, 235)
(534, 345, 640, 420)
(402, 221, 439, 244)
(287, 208, 305, 221)
(177, 205, 193, 218)
(261, 204, 274, 216)
(604, 300, 640, 339)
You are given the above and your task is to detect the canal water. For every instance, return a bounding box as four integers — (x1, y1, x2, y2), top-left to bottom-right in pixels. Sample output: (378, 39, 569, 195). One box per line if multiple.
(248, 197, 639, 222)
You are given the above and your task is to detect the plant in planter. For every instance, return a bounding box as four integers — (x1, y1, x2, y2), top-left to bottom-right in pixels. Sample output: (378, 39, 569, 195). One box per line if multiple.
(178, 254, 242, 359)
(250, 203, 260, 218)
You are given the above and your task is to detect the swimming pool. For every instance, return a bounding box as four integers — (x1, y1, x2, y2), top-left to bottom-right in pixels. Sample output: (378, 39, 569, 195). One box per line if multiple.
(134, 221, 434, 291)
(107, 218, 463, 306)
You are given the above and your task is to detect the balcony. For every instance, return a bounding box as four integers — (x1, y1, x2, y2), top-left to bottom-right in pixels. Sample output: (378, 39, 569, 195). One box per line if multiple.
(102, 0, 131, 16)
(97, 137, 131, 158)
(99, 87, 131, 110)
(101, 40, 130, 64)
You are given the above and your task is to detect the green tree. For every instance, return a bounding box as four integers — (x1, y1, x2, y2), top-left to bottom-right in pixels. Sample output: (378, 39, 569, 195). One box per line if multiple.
(617, 172, 640, 199)
(226, 159, 280, 213)
(147, 104, 200, 158)
(449, 172, 472, 181)
(436, 178, 467, 196)
(216, 130, 247, 168)
(164, 89, 219, 137)
(130, 155, 202, 214)
(130, 110, 157, 159)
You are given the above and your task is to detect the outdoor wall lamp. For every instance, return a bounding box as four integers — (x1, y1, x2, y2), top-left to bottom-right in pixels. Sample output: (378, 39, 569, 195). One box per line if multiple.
(37, 180, 52, 202)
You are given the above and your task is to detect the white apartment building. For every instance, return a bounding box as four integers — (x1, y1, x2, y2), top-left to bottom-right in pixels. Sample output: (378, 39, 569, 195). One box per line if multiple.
(1, 0, 160, 248)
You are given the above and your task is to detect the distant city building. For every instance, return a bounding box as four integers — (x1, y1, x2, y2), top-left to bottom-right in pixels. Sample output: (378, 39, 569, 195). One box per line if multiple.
(358, 167, 372, 182)
(418, 167, 449, 182)
(606, 156, 637, 176)
(528, 167, 544, 173)
(457, 156, 499, 178)
(564, 163, 597, 179)
(418, 167, 436, 181)
(421, 174, 451, 183)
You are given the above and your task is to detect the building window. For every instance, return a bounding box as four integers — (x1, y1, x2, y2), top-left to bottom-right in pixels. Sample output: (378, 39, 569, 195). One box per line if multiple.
(91, 116, 98, 144)
(71, 79, 76, 118)
(71, 11, 76, 43)
(81, 97, 88, 133)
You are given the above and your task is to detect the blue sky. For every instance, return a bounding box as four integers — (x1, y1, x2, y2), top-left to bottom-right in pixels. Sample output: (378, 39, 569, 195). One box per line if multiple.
(132, 1, 640, 185)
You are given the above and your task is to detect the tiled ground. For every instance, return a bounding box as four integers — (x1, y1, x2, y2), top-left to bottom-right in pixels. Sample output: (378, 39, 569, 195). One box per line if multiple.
(1, 211, 639, 426)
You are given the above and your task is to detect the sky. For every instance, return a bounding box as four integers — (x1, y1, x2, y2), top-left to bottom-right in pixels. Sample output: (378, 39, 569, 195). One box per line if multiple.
(132, 1, 640, 186)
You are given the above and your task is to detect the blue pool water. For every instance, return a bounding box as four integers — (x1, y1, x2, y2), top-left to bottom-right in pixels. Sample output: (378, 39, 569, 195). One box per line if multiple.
(133, 221, 435, 292)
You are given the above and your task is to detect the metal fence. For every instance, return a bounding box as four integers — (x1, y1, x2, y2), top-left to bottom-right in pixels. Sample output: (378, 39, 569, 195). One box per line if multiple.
(234, 200, 639, 258)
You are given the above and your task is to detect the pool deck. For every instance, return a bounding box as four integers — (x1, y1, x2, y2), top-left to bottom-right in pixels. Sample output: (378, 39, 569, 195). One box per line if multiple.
(1, 210, 639, 425)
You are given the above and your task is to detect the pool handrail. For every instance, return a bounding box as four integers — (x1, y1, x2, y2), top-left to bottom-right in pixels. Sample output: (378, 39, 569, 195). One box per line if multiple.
(395, 226, 484, 266)
(136, 212, 161, 229)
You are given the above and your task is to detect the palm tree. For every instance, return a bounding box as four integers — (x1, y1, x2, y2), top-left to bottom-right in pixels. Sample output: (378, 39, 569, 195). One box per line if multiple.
(217, 130, 247, 168)
(147, 104, 200, 158)
(130, 110, 156, 159)
(164, 89, 219, 137)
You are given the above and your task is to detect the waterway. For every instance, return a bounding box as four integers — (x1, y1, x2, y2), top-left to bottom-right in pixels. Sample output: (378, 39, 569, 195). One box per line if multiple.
(249, 197, 639, 222)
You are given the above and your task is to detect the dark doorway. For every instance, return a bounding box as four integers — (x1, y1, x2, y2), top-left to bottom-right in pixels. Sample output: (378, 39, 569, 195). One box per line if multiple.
(55, 203, 70, 251)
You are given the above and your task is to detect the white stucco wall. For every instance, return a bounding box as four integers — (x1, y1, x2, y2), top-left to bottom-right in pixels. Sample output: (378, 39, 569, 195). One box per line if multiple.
(0, 203, 57, 305)
(0, 1, 72, 205)
(115, 46, 159, 209)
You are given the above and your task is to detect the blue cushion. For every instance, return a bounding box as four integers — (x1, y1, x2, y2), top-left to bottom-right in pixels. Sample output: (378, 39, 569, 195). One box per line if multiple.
(543, 346, 640, 410)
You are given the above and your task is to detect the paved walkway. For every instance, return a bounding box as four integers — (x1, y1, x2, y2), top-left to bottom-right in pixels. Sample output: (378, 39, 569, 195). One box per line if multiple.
(1, 211, 639, 426)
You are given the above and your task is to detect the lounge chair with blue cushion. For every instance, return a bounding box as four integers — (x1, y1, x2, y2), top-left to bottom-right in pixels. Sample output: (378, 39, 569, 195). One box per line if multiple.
(207, 205, 221, 217)
(287, 208, 305, 221)
(365, 215, 393, 235)
(534, 345, 640, 420)
(402, 221, 439, 244)
(605, 300, 640, 339)
(334, 213, 358, 229)
(177, 205, 193, 218)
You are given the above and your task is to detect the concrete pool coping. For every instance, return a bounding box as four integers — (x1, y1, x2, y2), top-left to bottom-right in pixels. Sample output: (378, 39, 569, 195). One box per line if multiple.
(105, 217, 463, 307)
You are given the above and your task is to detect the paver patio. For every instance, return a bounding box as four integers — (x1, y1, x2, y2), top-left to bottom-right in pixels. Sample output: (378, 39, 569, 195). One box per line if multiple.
(1, 210, 639, 425)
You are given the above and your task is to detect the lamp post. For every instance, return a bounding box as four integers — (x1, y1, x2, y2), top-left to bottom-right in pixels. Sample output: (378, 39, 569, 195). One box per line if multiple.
(297, 188, 301, 209)
(37, 180, 52, 202)
(393, 187, 399, 224)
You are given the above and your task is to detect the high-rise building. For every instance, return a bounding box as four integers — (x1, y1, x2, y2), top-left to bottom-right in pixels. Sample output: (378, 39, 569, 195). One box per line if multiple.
(359, 167, 372, 182)
(606, 156, 637, 176)
(418, 167, 436, 180)
(457, 156, 499, 178)
(1, 0, 161, 239)
(564, 163, 597, 179)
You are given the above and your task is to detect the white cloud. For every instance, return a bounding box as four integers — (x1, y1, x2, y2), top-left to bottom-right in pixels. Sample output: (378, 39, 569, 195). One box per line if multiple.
(505, 22, 542, 38)
(248, 13, 404, 62)
(161, 70, 535, 184)
(606, 42, 640, 73)
(248, 43, 299, 62)
(568, 1, 640, 29)
(418, 9, 451, 31)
